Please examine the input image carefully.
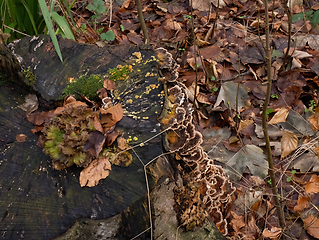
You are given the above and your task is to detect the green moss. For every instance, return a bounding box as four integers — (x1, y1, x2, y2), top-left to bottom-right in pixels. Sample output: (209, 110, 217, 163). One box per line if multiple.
(62, 74, 104, 100)
(108, 65, 131, 81)
(24, 67, 37, 86)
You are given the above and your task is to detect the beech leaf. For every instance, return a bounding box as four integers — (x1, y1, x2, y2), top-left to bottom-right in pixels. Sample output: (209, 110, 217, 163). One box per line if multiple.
(100, 103, 124, 127)
(262, 227, 282, 239)
(294, 195, 310, 212)
(269, 107, 289, 124)
(80, 156, 111, 187)
(281, 131, 298, 159)
(305, 174, 319, 194)
(302, 214, 319, 238)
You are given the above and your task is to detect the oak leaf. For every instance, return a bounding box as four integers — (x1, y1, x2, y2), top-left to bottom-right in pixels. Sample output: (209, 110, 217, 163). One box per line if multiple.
(269, 107, 289, 124)
(80, 156, 111, 187)
(281, 131, 298, 159)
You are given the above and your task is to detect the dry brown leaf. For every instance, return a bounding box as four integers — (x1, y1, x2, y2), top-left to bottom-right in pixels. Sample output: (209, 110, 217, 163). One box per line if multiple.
(106, 130, 120, 146)
(16, 134, 27, 142)
(305, 175, 319, 194)
(302, 214, 319, 238)
(18, 94, 38, 113)
(117, 137, 129, 150)
(308, 111, 319, 131)
(262, 227, 282, 239)
(269, 107, 289, 124)
(165, 19, 181, 31)
(294, 195, 310, 212)
(238, 119, 254, 132)
(230, 211, 245, 233)
(281, 131, 298, 159)
(100, 103, 124, 127)
(83, 131, 106, 158)
(80, 156, 111, 187)
(103, 79, 115, 91)
(94, 115, 104, 134)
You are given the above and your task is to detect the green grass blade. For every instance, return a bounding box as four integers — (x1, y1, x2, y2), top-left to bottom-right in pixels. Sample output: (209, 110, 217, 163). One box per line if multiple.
(38, 0, 63, 62)
(61, 0, 77, 30)
(21, 0, 38, 34)
(51, 11, 75, 40)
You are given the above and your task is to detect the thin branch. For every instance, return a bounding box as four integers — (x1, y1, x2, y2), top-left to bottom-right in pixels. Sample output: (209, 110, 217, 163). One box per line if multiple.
(136, 0, 150, 44)
(262, 0, 286, 232)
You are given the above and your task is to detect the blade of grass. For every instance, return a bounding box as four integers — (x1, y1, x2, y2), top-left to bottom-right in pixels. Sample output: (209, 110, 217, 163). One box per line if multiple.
(51, 12, 75, 40)
(21, 0, 38, 34)
(38, 0, 63, 62)
(61, 0, 77, 29)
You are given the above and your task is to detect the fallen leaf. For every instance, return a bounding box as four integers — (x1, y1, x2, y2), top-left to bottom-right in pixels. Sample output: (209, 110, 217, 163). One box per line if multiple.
(308, 111, 319, 131)
(238, 119, 254, 132)
(262, 227, 282, 239)
(230, 211, 245, 233)
(305, 175, 319, 194)
(16, 134, 27, 142)
(27, 110, 56, 126)
(94, 115, 104, 133)
(165, 19, 181, 31)
(117, 137, 129, 150)
(294, 195, 310, 212)
(214, 82, 250, 112)
(302, 214, 319, 238)
(111, 151, 133, 167)
(83, 131, 106, 158)
(100, 103, 123, 127)
(80, 156, 111, 187)
(281, 131, 298, 159)
(226, 145, 268, 181)
(269, 107, 289, 124)
(106, 130, 119, 146)
(103, 79, 115, 91)
(18, 94, 38, 113)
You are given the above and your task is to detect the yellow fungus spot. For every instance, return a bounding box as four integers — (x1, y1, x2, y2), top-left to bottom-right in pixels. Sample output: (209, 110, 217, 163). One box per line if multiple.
(142, 117, 149, 120)
(137, 69, 141, 72)
(135, 95, 139, 99)
(133, 137, 138, 141)
(140, 143, 145, 147)
(145, 72, 150, 77)
(128, 65, 133, 72)
(126, 99, 133, 104)
(68, 77, 75, 83)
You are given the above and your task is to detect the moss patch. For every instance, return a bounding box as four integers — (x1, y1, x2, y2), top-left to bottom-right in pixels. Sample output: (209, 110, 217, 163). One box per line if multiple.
(62, 74, 104, 100)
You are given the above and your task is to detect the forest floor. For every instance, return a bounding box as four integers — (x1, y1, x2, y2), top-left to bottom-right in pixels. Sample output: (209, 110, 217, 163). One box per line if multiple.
(58, 0, 319, 239)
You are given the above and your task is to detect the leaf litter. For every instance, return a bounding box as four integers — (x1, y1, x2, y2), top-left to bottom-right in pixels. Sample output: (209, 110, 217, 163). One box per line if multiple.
(23, 0, 319, 237)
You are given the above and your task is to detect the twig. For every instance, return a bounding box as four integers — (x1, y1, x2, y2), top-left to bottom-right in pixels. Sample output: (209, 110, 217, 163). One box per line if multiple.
(3, 24, 31, 37)
(204, 0, 220, 42)
(135, 0, 150, 44)
(280, 0, 292, 72)
(262, 0, 286, 232)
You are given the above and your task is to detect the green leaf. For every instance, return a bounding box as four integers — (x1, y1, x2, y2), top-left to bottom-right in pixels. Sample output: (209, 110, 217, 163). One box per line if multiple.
(51, 12, 75, 40)
(292, 12, 305, 23)
(120, 24, 124, 32)
(38, 0, 63, 62)
(312, 10, 319, 27)
(22, 0, 38, 34)
(100, 30, 115, 41)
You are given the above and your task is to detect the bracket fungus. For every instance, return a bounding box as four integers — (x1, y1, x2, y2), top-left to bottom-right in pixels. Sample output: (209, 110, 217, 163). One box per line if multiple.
(156, 47, 236, 235)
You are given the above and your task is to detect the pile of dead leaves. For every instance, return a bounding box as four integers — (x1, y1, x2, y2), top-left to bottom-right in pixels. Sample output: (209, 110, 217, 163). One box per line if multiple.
(24, 79, 132, 188)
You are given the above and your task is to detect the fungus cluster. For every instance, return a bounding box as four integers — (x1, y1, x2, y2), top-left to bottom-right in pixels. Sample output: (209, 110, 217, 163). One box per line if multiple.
(156, 48, 236, 235)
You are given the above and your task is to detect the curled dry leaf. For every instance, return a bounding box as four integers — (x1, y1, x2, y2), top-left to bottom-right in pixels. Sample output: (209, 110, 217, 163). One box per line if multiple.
(100, 103, 123, 127)
(230, 211, 245, 233)
(302, 214, 319, 238)
(238, 119, 254, 132)
(294, 195, 310, 212)
(269, 107, 289, 124)
(93, 115, 104, 134)
(18, 94, 38, 113)
(16, 134, 27, 142)
(305, 174, 319, 194)
(103, 79, 115, 91)
(83, 131, 106, 158)
(80, 156, 111, 187)
(281, 131, 298, 159)
(262, 227, 282, 239)
(117, 136, 129, 150)
(308, 111, 319, 131)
